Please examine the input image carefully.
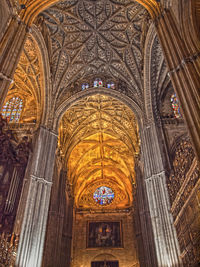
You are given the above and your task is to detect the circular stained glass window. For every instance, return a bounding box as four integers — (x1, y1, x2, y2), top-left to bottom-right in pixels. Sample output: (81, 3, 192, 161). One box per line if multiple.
(93, 186, 114, 205)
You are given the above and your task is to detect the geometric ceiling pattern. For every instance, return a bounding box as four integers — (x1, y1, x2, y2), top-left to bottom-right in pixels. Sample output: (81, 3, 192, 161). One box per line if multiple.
(41, 0, 150, 106)
(5, 34, 43, 124)
(58, 94, 140, 210)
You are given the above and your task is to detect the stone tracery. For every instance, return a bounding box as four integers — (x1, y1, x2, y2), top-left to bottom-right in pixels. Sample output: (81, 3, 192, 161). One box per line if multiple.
(40, 0, 150, 108)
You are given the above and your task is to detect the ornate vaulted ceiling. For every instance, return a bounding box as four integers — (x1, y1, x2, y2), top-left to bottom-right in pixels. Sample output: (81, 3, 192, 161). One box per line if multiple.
(58, 95, 140, 210)
(5, 34, 43, 124)
(40, 0, 150, 107)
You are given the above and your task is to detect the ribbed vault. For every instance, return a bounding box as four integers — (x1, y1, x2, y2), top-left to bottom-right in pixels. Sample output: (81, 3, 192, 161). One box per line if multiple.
(39, 0, 151, 109)
(58, 94, 140, 210)
(3, 34, 44, 124)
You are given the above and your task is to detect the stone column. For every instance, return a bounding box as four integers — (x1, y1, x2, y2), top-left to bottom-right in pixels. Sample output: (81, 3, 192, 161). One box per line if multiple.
(141, 122, 182, 267)
(154, 8, 200, 161)
(15, 126, 57, 267)
(42, 168, 74, 267)
(60, 187, 74, 267)
(0, 17, 28, 108)
(134, 159, 157, 267)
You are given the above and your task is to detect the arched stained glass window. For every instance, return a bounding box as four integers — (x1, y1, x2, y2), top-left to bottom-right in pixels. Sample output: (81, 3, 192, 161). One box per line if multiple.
(1, 97, 23, 123)
(82, 83, 89, 90)
(107, 82, 115, 89)
(94, 78, 103, 88)
(171, 93, 181, 118)
(93, 186, 114, 205)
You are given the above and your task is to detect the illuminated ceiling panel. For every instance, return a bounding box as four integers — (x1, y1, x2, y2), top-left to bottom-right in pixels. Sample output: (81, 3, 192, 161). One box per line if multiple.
(3, 34, 43, 124)
(59, 94, 140, 210)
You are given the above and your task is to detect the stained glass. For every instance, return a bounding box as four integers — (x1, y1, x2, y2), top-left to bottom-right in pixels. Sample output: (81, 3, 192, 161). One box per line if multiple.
(171, 93, 181, 118)
(82, 83, 89, 90)
(93, 186, 114, 205)
(107, 82, 115, 89)
(1, 97, 23, 122)
(94, 78, 103, 87)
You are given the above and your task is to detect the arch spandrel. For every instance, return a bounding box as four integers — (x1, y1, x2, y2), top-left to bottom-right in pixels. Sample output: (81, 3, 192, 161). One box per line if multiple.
(58, 94, 139, 210)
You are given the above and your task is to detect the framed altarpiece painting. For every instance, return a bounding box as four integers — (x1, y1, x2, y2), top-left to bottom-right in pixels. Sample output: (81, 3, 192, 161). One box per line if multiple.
(87, 221, 122, 248)
(91, 261, 119, 267)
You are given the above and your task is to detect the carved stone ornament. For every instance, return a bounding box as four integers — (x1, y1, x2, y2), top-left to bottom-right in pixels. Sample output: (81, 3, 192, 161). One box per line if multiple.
(167, 138, 199, 217)
(40, 0, 150, 108)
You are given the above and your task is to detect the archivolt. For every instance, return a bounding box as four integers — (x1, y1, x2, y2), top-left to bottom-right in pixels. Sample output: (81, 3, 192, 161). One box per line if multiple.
(30, 26, 51, 126)
(144, 23, 169, 122)
(18, 0, 160, 25)
(53, 88, 144, 132)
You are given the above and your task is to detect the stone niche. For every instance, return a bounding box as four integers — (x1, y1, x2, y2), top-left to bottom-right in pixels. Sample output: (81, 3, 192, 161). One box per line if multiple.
(72, 211, 139, 267)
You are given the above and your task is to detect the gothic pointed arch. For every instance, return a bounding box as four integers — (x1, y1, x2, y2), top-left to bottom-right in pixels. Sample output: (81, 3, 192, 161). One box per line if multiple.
(143, 22, 169, 122)
(15, 0, 160, 26)
(30, 25, 51, 126)
(58, 94, 140, 210)
(54, 87, 143, 132)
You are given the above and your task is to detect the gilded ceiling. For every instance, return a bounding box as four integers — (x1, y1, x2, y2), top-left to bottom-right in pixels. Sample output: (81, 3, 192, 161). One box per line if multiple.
(59, 94, 140, 210)
(40, 0, 150, 107)
(5, 34, 43, 124)
(4, 0, 167, 209)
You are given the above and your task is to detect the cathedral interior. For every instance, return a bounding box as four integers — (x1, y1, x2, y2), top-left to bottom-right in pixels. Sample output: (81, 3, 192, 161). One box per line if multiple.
(0, 0, 199, 266)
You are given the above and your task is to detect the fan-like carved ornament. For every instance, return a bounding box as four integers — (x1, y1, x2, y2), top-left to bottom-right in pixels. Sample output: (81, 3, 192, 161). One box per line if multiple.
(40, 0, 150, 107)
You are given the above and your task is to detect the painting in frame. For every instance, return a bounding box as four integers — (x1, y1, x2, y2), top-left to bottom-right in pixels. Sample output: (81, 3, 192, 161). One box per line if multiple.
(87, 221, 122, 248)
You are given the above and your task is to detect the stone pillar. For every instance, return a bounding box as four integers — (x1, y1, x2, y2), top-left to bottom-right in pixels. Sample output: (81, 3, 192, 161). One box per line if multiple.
(0, 17, 28, 108)
(154, 8, 200, 161)
(141, 122, 182, 267)
(134, 159, 157, 267)
(42, 168, 74, 267)
(15, 126, 57, 267)
(60, 187, 74, 267)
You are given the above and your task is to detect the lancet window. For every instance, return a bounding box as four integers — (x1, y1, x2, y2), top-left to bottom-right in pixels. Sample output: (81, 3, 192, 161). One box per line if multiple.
(171, 93, 181, 118)
(1, 96, 23, 123)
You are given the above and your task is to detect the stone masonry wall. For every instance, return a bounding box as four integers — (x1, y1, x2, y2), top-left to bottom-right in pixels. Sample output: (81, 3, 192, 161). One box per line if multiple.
(72, 210, 139, 267)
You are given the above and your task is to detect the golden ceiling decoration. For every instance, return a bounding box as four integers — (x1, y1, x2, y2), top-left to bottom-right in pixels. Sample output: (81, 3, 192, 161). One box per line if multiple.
(4, 34, 43, 124)
(59, 94, 140, 210)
